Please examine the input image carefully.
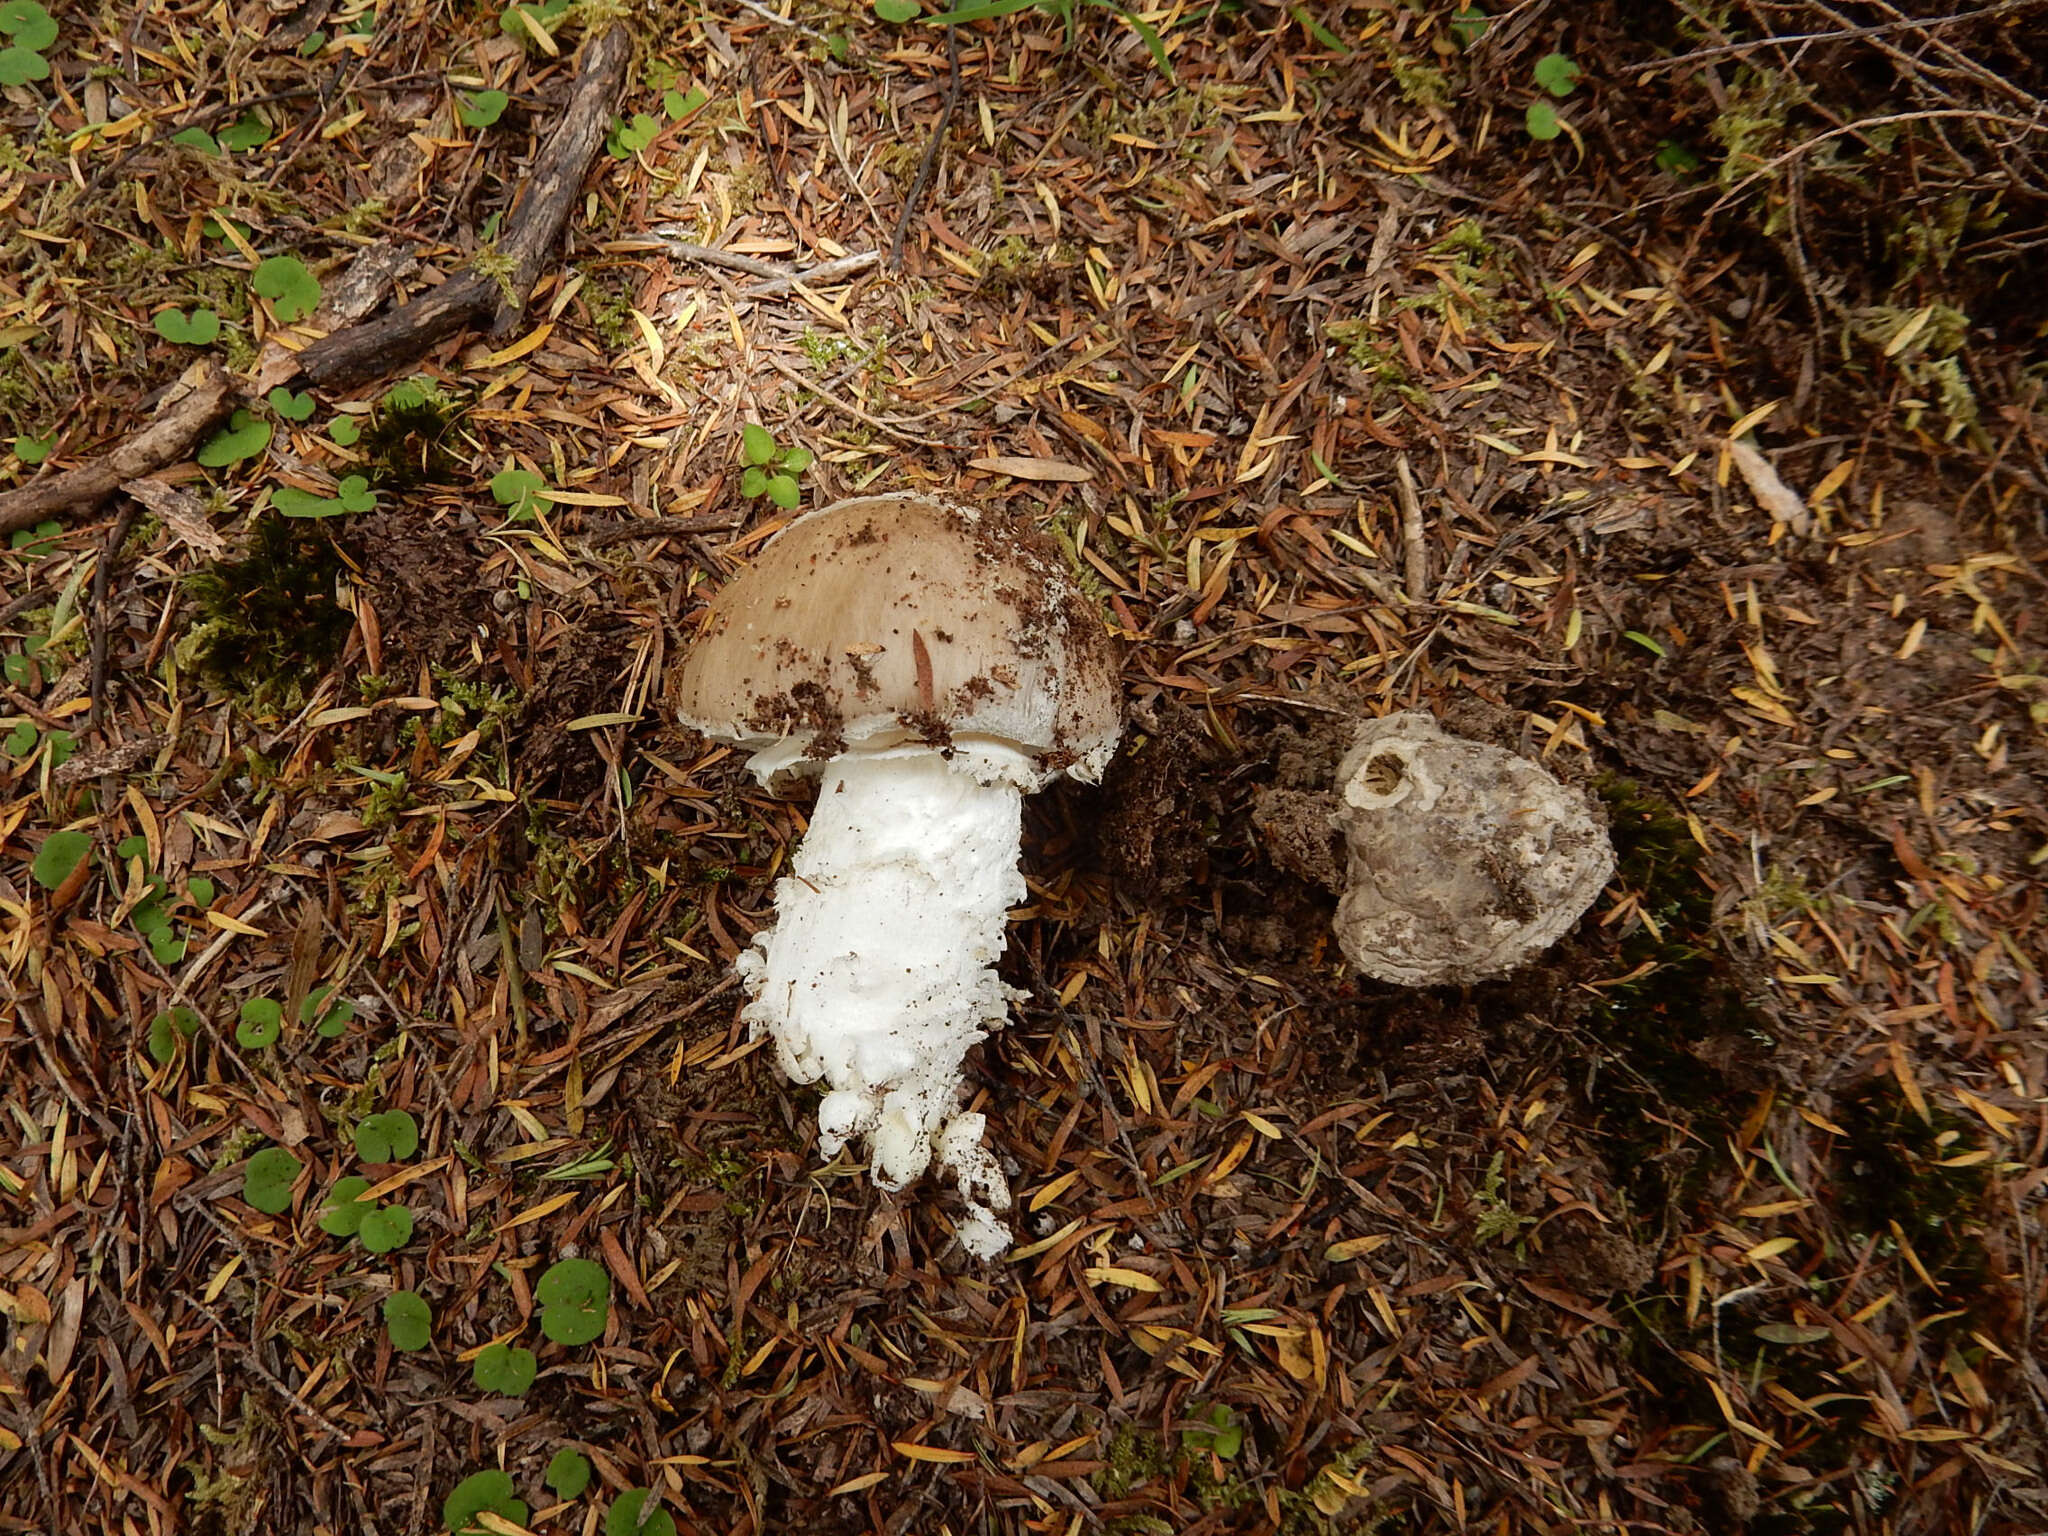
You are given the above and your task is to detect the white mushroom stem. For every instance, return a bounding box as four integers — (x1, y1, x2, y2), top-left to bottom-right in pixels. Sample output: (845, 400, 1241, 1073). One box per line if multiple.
(733, 742, 1032, 1258)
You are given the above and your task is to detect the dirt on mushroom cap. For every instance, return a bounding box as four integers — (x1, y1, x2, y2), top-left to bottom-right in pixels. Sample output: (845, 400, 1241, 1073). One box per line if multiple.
(670, 493, 1121, 781)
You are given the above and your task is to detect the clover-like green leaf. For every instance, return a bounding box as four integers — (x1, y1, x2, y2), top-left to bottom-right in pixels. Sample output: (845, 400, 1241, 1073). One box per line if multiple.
(253, 255, 321, 323)
(458, 89, 508, 129)
(334, 475, 376, 511)
(1450, 5, 1488, 47)
(664, 85, 707, 119)
(145, 1006, 203, 1065)
(154, 307, 220, 346)
(473, 1341, 538, 1397)
(0, 1, 57, 50)
(765, 473, 800, 510)
(357, 1203, 415, 1253)
(443, 1469, 529, 1536)
(873, 0, 920, 20)
(242, 1147, 302, 1214)
(0, 46, 50, 86)
(328, 415, 362, 446)
(299, 29, 326, 55)
(5, 721, 38, 757)
(536, 1257, 610, 1346)
(152, 932, 188, 965)
(271, 486, 339, 518)
(32, 829, 90, 891)
(355, 1109, 419, 1163)
(13, 433, 53, 464)
(489, 465, 552, 520)
(268, 386, 316, 421)
(499, 0, 572, 41)
(1525, 100, 1562, 141)
(606, 1491, 677, 1536)
(196, 409, 272, 468)
(188, 876, 216, 907)
(235, 996, 282, 1049)
(116, 834, 148, 861)
(1533, 51, 1581, 98)
(302, 982, 356, 1038)
(741, 423, 777, 466)
(170, 125, 219, 154)
(318, 1175, 373, 1236)
(384, 1290, 433, 1351)
(545, 1449, 592, 1500)
(217, 112, 273, 152)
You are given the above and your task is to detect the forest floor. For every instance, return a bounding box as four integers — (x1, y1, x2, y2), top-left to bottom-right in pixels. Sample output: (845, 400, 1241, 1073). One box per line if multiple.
(2, 2, 2046, 1534)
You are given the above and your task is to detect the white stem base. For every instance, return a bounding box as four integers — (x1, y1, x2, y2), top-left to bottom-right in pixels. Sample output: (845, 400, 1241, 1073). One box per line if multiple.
(735, 745, 1024, 1258)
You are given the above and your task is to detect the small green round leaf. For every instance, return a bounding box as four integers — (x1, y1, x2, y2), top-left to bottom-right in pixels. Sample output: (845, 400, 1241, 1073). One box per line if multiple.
(188, 876, 216, 908)
(536, 1257, 610, 1346)
(334, 475, 376, 512)
(664, 85, 707, 119)
(242, 1147, 302, 1214)
(545, 1449, 593, 1500)
(196, 409, 272, 468)
(252, 255, 322, 323)
(145, 1011, 184, 1064)
(739, 465, 769, 499)
(383, 1290, 433, 1351)
(328, 415, 362, 446)
(489, 466, 551, 519)
(473, 1341, 538, 1396)
(31, 829, 91, 891)
(1524, 100, 1562, 141)
(741, 424, 777, 466)
(0, 1, 58, 50)
(1533, 51, 1581, 97)
(606, 1491, 677, 1536)
(873, 0, 920, 20)
(779, 446, 813, 475)
(151, 933, 189, 966)
(318, 1175, 373, 1236)
(443, 1469, 529, 1535)
(765, 474, 800, 510)
(355, 1109, 420, 1163)
(459, 89, 509, 129)
(0, 46, 50, 86)
(236, 996, 282, 1049)
(302, 982, 356, 1038)
(170, 126, 219, 154)
(5, 721, 37, 756)
(271, 485, 340, 518)
(268, 386, 317, 421)
(154, 307, 221, 346)
(299, 28, 326, 54)
(12, 432, 54, 464)
(357, 1203, 415, 1253)
(217, 112, 273, 152)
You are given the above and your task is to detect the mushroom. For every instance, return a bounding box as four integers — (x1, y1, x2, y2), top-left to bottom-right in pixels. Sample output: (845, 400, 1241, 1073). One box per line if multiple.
(1330, 711, 1612, 986)
(671, 492, 1120, 1256)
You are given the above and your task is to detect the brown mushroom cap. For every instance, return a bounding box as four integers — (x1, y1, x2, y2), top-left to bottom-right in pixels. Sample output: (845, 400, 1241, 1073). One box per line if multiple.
(672, 493, 1121, 783)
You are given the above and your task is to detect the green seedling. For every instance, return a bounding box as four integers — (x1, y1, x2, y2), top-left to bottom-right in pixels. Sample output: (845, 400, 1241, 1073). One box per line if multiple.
(606, 1492, 676, 1536)
(242, 1147, 302, 1214)
(196, 410, 272, 469)
(606, 111, 660, 159)
(303, 983, 356, 1038)
(5, 721, 37, 757)
(1182, 1402, 1243, 1459)
(739, 424, 811, 509)
(318, 1176, 374, 1236)
(0, 0, 55, 85)
(11, 517, 60, 553)
(253, 255, 321, 323)
(145, 1006, 204, 1065)
(271, 475, 376, 519)
(355, 1109, 420, 1163)
(384, 1290, 433, 1351)
(235, 996, 282, 1048)
(459, 90, 508, 129)
(473, 1342, 538, 1396)
(873, 0, 919, 19)
(154, 307, 220, 346)
(1526, 52, 1581, 142)
(664, 85, 707, 119)
(444, 1469, 528, 1535)
(927, 0, 1172, 79)
(170, 126, 218, 154)
(545, 1450, 592, 1500)
(299, 29, 326, 54)
(4, 633, 50, 687)
(357, 1203, 415, 1253)
(328, 415, 362, 446)
(535, 1257, 610, 1345)
(12, 434, 54, 465)
(31, 830, 90, 892)
(268, 386, 317, 421)
(499, 0, 571, 44)
(489, 464, 553, 521)
(216, 112, 272, 152)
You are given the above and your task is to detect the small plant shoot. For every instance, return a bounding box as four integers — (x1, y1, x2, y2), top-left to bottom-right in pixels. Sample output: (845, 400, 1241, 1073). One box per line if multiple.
(545, 1449, 592, 1499)
(31, 830, 91, 891)
(606, 1491, 676, 1536)
(154, 307, 221, 345)
(236, 997, 283, 1049)
(443, 1469, 528, 1535)
(196, 410, 273, 469)
(383, 1290, 433, 1351)
(242, 1147, 302, 1214)
(739, 424, 811, 509)
(319, 1176, 374, 1236)
(356, 1203, 415, 1254)
(473, 1342, 538, 1396)
(252, 255, 322, 323)
(355, 1109, 420, 1163)
(535, 1257, 610, 1345)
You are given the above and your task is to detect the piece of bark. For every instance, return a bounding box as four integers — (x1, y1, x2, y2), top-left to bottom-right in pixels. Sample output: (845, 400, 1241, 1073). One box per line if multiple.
(0, 362, 233, 538)
(296, 24, 631, 388)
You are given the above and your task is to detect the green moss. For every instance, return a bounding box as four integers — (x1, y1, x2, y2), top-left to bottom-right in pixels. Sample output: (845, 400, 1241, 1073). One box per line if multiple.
(580, 267, 639, 352)
(1833, 1080, 1992, 1295)
(181, 513, 353, 698)
(1095, 1423, 1169, 1501)
(356, 375, 467, 486)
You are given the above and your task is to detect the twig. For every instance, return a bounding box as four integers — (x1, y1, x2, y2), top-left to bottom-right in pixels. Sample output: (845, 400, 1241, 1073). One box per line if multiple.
(0, 364, 233, 538)
(644, 237, 879, 296)
(581, 513, 748, 546)
(87, 503, 141, 728)
(1626, 2, 2040, 75)
(889, 24, 962, 271)
(761, 354, 957, 448)
(744, 251, 880, 296)
(0, 28, 632, 533)
(645, 236, 791, 280)
(1394, 453, 1427, 603)
(721, 0, 836, 43)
